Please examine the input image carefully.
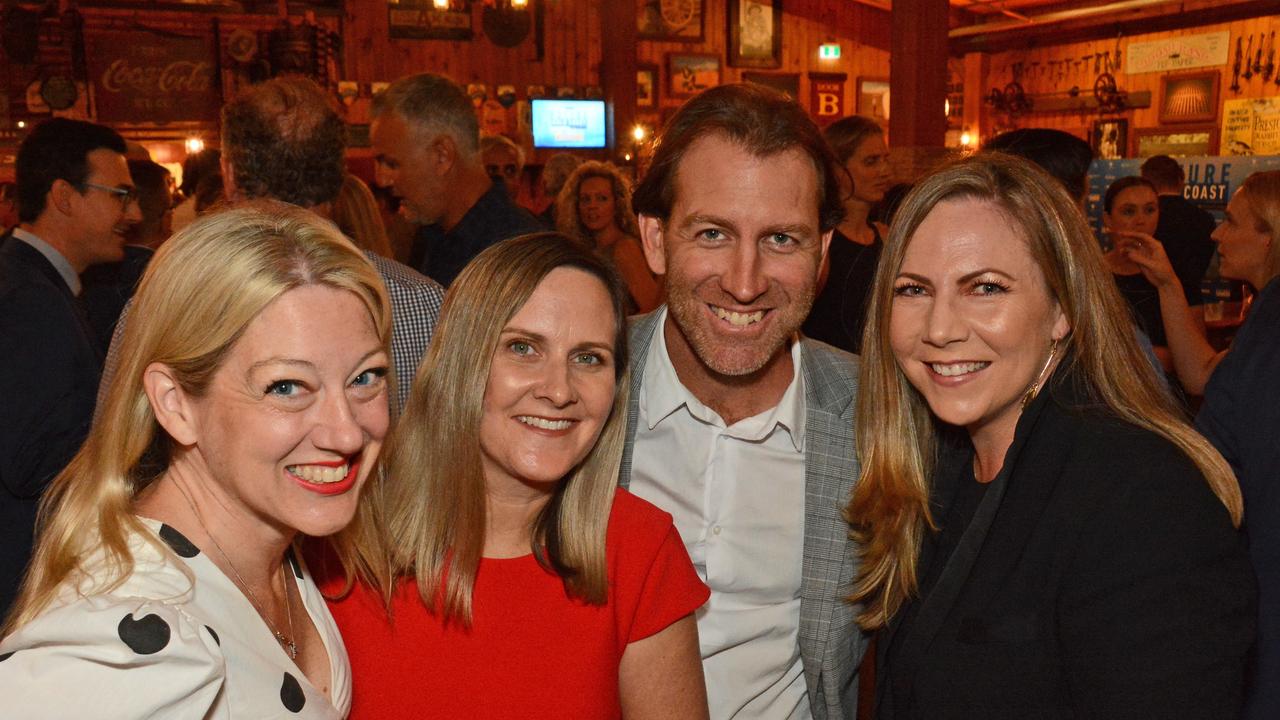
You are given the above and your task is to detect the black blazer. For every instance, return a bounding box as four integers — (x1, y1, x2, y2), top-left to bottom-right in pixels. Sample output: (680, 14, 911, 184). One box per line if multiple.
(876, 369, 1256, 720)
(0, 236, 101, 616)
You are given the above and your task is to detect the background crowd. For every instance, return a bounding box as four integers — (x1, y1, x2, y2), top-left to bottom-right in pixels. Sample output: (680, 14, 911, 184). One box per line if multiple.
(0, 71, 1276, 720)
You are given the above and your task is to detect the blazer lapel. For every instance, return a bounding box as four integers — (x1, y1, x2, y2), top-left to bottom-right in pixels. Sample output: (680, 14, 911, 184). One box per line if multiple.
(797, 339, 861, 698)
(619, 309, 663, 489)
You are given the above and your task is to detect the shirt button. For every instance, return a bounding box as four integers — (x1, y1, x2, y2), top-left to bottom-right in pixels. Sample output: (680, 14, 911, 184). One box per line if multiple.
(713, 525, 722, 535)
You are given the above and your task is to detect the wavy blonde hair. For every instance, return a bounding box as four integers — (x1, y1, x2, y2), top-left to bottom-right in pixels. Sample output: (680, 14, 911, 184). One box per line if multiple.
(847, 153, 1243, 630)
(380, 232, 631, 624)
(4, 201, 391, 632)
(555, 161, 641, 247)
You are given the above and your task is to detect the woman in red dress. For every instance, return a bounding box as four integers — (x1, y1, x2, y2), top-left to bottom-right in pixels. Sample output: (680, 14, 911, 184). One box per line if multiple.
(321, 232, 710, 719)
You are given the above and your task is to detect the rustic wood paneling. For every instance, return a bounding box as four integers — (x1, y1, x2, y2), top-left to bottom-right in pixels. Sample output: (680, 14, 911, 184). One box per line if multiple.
(973, 15, 1280, 152)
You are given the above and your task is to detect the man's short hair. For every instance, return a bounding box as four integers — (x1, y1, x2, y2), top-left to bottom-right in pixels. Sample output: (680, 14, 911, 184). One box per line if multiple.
(15, 118, 127, 223)
(983, 128, 1093, 203)
(1140, 155, 1185, 191)
(372, 73, 479, 157)
(179, 148, 221, 198)
(632, 83, 844, 232)
(221, 76, 346, 207)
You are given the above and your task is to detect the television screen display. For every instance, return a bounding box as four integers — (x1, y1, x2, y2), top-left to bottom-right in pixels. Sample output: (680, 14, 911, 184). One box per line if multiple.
(531, 99, 608, 149)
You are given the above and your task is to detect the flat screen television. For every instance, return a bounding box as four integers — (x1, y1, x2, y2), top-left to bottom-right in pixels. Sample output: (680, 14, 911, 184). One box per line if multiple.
(531, 99, 608, 149)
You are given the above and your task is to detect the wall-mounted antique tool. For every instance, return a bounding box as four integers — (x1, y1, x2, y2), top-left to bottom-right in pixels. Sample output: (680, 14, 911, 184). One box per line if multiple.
(1263, 31, 1275, 81)
(1232, 36, 1243, 91)
(1243, 34, 1255, 80)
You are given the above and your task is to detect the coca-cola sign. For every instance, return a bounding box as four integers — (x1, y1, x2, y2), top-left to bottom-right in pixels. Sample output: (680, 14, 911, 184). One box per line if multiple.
(88, 31, 220, 124)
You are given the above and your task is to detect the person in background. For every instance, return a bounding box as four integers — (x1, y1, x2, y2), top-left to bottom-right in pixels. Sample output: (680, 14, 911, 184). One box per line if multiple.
(0, 182, 18, 233)
(323, 233, 709, 719)
(171, 149, 220, 233)
(1141, 154, 1217, 306)
(983, 128, 1092, 207)
(480, 133, 525, 199)
(82, 159, 173, 353)
(1122, 171, 1280, 719)
(802, 115, 892, 354)
(0, 118, 140, 618)
(0, 202, 392, 718)
(332, 173, 394, 259)
(852, 153, 1253, 719)
(626, 83, 864, 719)
(193, 171, 224, 214)
(1102, 176, 1174, 371)
(372, 73, 543, 286)
(557, 160, 660, 313)
(538, 152, 583, 227)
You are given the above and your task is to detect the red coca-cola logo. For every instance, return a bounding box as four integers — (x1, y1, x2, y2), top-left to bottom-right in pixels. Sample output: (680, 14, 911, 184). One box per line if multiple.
(100, 59, 213, 94)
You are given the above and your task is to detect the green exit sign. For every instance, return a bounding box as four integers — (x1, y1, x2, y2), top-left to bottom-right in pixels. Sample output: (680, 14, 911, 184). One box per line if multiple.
(819, 43, 841, 59)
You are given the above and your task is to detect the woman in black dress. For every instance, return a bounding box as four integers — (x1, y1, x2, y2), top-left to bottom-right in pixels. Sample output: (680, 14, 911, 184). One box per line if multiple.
(849, 153, 1254, 720)
(802, 115, 891, 354)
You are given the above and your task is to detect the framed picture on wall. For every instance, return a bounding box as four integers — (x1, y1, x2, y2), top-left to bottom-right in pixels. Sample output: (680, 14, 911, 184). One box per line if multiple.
(638, 0, 704, 42)
(1092, 118, 1128, 160)
(857, 77, 890, 122)
(728, 0, 781, 69)
(1133, 125, 1218, 157)
(668, 53, 720, 98)
(1159, 70, 1220, 124)
(637, 64, 659, 108)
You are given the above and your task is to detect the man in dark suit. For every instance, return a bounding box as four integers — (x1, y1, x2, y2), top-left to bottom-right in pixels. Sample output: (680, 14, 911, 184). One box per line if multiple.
(0, 118, 140, 615)
(1142, 154, 1217, 307)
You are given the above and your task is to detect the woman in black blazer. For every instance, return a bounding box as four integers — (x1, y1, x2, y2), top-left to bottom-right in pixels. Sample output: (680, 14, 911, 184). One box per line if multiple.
(848, 153, 1256, 719)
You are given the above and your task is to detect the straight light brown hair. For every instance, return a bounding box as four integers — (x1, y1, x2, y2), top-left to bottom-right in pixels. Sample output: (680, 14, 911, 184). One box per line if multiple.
(847, 152, 1243, 630)
(378, 232, 630, 624)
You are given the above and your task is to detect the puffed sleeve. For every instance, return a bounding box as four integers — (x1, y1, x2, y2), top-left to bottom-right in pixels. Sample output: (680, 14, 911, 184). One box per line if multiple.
(1057, 436, 1256, 718)
(611, 491, 710, 644)
(0, 594, 226, 719)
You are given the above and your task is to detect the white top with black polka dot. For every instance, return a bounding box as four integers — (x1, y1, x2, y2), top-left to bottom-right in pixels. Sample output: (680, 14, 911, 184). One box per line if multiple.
(0, 519, 351, 719)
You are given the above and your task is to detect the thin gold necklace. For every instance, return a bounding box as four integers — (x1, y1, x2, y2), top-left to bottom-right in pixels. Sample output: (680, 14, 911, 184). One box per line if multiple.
(179, 489, 298, 659)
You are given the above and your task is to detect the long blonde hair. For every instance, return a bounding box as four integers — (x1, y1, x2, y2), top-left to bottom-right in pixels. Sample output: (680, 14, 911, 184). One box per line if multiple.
(847, 153, 1243, 630)
(5, 201, 391, 632)
(380, 232, 631, 624)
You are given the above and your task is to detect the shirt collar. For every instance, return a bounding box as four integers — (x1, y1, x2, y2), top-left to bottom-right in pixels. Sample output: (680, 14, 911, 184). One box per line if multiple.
(640, 307, 806, 452)
(12, 227, 81, 296)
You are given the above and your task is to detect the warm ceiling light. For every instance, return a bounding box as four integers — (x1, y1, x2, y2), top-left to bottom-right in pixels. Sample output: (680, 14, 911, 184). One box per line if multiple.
(16, 121, 26, 129)
(511, 0, 529, 7)
(433, 0, 449, 9)
(632, 124, 647, 142)
(185, 137, 205, 154)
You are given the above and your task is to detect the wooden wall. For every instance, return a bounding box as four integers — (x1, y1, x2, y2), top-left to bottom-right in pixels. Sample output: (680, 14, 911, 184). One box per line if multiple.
(635, 0, 891, 124)
(972, 15, 1280, 153)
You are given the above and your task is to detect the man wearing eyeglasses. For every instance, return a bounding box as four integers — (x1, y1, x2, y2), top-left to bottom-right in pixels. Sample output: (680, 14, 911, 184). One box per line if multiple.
(0, 117, 138, 617)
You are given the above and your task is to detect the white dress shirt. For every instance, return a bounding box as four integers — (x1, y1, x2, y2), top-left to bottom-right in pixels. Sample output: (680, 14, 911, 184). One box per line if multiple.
(629, 309, 812, 719)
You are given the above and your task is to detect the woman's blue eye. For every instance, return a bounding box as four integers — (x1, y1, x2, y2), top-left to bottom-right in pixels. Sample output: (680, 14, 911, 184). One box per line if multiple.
(509, 341, 534, 355)
(574, 353, 603, 366)
(893, 284, 924, 297)
(266, 380, 300, 397)
(975, 282, 1008, 295)
(352, 368, 388, 387)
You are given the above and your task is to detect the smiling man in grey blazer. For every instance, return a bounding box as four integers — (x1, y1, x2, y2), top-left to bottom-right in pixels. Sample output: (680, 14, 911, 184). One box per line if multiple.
(620, 83, 864, 720)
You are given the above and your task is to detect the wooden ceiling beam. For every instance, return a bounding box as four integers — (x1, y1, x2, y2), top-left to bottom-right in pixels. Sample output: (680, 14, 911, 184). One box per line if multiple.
(950, 0, 1278, 55)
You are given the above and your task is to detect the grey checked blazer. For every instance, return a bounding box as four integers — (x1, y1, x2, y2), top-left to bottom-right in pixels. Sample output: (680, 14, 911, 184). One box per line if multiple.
(100, 252, 443, 418)
(618, 309, 867, 720)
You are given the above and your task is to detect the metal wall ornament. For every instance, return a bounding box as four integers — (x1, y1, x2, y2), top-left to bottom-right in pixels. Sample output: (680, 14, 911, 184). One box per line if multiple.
(638, 0, 704, 43)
